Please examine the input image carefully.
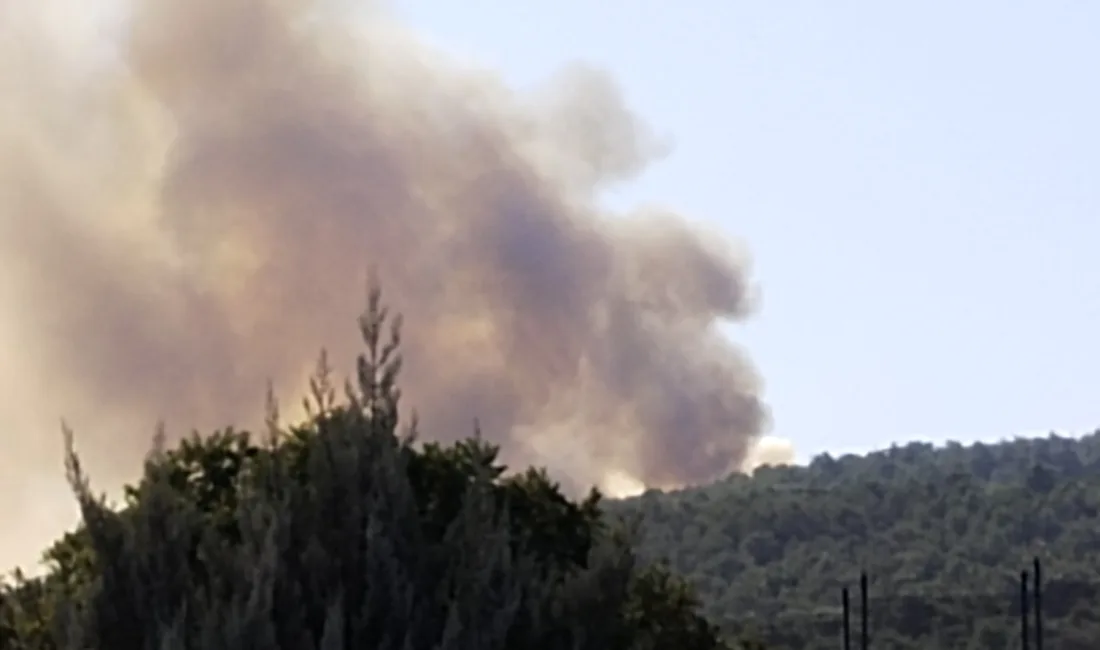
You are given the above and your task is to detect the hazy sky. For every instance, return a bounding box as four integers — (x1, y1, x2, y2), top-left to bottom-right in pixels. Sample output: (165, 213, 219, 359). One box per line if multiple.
(392, 1, 1099, 460)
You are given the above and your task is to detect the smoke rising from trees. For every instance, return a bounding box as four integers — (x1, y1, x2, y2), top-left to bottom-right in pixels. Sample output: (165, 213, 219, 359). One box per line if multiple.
(0, 0, 787, 570)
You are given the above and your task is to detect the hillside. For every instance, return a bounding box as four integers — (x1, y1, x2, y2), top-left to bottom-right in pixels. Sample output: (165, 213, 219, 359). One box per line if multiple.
(612, 432, 1100, 649)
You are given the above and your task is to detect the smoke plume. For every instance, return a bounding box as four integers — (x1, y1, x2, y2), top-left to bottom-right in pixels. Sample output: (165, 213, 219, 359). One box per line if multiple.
(0, 0, 782, 571)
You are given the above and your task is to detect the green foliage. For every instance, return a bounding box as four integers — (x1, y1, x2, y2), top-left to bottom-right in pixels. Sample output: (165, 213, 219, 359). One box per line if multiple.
(0, 283, 733, 650)
(614, 436, 1100, 649)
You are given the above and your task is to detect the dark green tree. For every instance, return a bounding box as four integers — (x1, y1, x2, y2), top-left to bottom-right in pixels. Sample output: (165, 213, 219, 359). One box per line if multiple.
(2, 282, 735, 650)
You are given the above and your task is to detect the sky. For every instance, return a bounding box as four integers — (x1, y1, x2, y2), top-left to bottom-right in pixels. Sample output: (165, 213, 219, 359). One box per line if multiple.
(390, 1, 1100, 461)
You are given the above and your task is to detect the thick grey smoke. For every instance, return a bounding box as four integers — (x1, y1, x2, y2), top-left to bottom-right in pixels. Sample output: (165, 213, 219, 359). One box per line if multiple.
(0, 0, 781, 570)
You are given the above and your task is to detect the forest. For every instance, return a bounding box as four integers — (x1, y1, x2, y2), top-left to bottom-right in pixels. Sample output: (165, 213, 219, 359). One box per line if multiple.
(613, 430, 1100, 649)
(3, 287, 1098, 649)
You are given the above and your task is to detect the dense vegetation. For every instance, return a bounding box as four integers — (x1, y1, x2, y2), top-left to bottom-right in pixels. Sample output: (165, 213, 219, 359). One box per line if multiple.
(615, 432, 1100, 649)
(5, 282, 1098, 650)
(0, 286, 737, 650)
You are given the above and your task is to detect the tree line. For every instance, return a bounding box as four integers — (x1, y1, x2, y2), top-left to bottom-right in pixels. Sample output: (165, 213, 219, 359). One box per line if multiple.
(0, 285, 748, 650)
(613, 428, 1100, 648)
(8, 282, 1098, 649)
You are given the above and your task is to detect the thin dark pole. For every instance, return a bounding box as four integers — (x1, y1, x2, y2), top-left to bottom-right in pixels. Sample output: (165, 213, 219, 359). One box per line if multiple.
(1033, 557, 1043, 650)
(1020, 571, 1030, 650)
(842, 587, 851, 650)
(860, 572, 869, 650)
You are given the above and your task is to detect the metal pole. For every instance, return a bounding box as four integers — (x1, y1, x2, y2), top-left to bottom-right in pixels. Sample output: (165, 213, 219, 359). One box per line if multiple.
(860, 572, 869, 650)
(842, 587, 851, 650)
(1020, 570, 1030, 650)
(1033, 557, 1043, 650)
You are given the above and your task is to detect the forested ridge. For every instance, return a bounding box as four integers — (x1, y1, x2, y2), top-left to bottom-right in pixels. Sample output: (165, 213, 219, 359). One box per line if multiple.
(613, 433, 1100, 649)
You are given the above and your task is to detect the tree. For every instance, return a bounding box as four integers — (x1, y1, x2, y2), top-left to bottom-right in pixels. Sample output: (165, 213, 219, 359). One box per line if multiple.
(2, 282, 736, 650)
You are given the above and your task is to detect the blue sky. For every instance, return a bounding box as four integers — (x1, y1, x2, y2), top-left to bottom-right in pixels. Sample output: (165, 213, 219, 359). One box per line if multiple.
(390, 1, 1099, 461)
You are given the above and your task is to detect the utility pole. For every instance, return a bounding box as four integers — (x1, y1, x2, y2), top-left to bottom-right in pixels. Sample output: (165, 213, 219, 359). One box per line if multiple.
(1020, 570, 1029, 650)
(860, 572, 869, 650)
(1033, 557, 1043, 650)
(841, 587, 851, 650)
